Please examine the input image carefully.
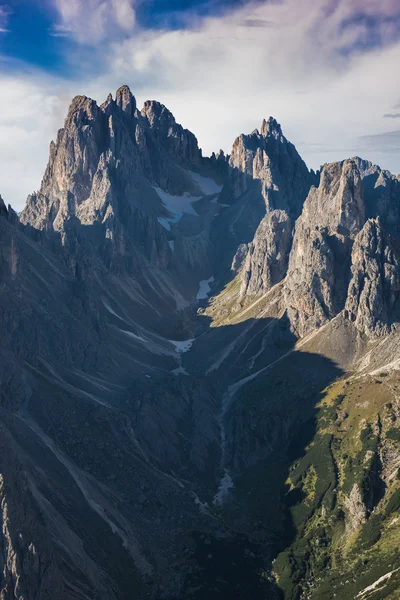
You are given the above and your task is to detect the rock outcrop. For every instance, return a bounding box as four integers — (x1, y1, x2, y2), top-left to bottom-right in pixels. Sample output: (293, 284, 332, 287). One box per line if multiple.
(345, 218, 400, 336)
(20, 87, 211, 275)
(235, 210, 292, 296)
(228, 117, 315, 219)
(284, 159, 365, 336)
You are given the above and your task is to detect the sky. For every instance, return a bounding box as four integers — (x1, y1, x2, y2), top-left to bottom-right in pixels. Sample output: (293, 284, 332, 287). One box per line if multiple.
(1, 0, 400, 210)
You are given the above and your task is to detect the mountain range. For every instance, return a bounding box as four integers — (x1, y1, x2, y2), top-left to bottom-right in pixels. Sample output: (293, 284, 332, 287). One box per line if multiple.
(1, 85, 400, 600)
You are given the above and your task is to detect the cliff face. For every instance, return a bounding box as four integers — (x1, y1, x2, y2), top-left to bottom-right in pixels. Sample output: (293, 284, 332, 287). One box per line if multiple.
(235, 210, 292, 297)
(345, 218, 400, 336)
(2, 87, 400, 600)
(228, 117, 314, 219)
(20, 86, 212, 276)
(283, 159, 364, 336)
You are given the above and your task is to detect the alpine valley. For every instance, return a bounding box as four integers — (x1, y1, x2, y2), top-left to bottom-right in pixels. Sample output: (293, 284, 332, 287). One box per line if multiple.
(1, 85, 400, 600)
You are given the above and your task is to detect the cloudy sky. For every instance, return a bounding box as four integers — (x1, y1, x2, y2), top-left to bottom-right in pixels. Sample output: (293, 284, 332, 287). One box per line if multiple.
(1, 0, 400, 210)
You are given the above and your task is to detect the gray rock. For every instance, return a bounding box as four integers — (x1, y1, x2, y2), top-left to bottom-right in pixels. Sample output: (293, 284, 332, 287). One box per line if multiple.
(284, 159, 365, 336)
(236, 209, 292, 296)
(345, 218, 400, 336)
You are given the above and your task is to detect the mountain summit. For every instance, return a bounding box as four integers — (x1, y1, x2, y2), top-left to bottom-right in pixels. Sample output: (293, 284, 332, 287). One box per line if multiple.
(1, 87, 400, 600)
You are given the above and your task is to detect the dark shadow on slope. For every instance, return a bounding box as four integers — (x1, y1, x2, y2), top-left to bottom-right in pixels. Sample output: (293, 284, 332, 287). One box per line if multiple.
(1, 210, 345, 600)
(161, 311, 345, 600)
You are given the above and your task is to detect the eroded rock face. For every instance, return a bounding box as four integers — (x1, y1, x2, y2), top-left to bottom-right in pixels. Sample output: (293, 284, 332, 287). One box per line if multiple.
(345, 218, 400, 336)
(141, 100, 201, 168)
(354, 157, 400, 238)
(284, 159, 365, 336)
(236, 210, 292, 296)
(20, 87, 207, 272)
(228, 117, 314, 220)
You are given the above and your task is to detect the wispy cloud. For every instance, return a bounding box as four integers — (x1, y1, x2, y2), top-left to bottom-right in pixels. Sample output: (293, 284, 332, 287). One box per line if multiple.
(48, 24, 73, 38)
(0, 4, 11, 33)
(358, 130, 400, 153)
(242, 18, 272, 28)
(2, 0, 400, 209)
(52, 0, 136, 44)
(383, 113, 400, 118)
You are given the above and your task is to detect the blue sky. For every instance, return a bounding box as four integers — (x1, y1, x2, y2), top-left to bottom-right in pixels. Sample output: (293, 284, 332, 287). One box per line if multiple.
(1, 0, 400, 209)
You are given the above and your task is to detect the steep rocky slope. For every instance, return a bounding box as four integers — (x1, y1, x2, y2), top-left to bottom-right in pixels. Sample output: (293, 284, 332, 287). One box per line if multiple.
(1, 86, 400, 600)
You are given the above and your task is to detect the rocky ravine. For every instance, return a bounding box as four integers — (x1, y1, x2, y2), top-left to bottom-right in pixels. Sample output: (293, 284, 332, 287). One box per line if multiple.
(1, 86, 400, 600)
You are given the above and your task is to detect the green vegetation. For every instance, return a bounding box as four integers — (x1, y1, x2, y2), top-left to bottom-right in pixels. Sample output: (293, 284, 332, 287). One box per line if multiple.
(385, 489, 400, 517)
(386, 428, 400, 442)
(273, 373, 400, 599)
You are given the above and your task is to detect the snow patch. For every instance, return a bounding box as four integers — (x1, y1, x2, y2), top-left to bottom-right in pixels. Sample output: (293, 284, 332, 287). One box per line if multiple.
(154, 186, 200, 230)
(213, 470, 234, 505)
(187, 170, 223, 196)
(193, 493, 210, 515)
(168, 339, 194, 353)
(120, 329, 147, 342)
(103, 300, 128, 323)
(196, 276, 214, 300)
(172, 366, 188, 376)
(168, 240, 175, 251)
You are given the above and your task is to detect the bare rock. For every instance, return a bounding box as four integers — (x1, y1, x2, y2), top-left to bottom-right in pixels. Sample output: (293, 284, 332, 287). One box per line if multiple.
(345, 218, 400, 336)
(284, 159, 365, 336)
(237, 210, 292, 296)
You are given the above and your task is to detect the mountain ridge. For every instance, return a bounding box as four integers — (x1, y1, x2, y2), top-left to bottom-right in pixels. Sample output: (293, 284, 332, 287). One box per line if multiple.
(1, 85, 400, 600)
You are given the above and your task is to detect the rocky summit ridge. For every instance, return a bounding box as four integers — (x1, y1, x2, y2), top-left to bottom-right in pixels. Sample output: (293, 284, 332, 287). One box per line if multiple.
(1, 85, 400, 600)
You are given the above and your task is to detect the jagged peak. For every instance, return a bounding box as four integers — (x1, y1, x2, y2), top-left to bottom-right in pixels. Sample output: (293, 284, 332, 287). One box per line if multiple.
(115, 85, 136, 116)
(0, 194, 8, 218)
(141, 100, 176, 127)
(261, 116, 282, 138)
(65, 95, 99, 124)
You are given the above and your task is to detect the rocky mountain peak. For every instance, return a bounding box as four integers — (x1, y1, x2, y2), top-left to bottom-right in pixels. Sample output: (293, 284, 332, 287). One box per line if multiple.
(141, 99, 174, 127)
(0, 194, 8, 218)
(115, 84, 136, 116)
(260, 116, 282, 139)
(140, 100, 201, 167)
(65, 95, 100, 125)
(227, 115, 314, 239)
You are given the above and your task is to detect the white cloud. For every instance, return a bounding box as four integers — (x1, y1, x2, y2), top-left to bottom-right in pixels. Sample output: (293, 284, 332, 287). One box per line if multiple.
(2, 0, 400, 210)
(0, 4, 11, 32)
(0, 73, 75, 210)
(52, 0, 135, 44)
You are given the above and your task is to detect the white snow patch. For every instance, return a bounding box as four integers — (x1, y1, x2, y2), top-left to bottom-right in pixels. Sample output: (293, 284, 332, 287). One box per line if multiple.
(172, 366, 188, 376)
(213, 470, 234, 505)
(187, 170, 222, 196)
(168, 339, 195, 354)
(193, 493, 210, 515)
(196, 276, 214, 300)
(168, 240, 175, 251)
(103, 300, 129, 323)
(158, 217, 171, 231)
(120, 329, 147, 342)
(154, 186, 200, 230)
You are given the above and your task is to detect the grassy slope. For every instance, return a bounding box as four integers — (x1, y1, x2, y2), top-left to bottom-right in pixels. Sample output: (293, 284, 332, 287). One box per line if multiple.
(274, 372, 400, 599)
